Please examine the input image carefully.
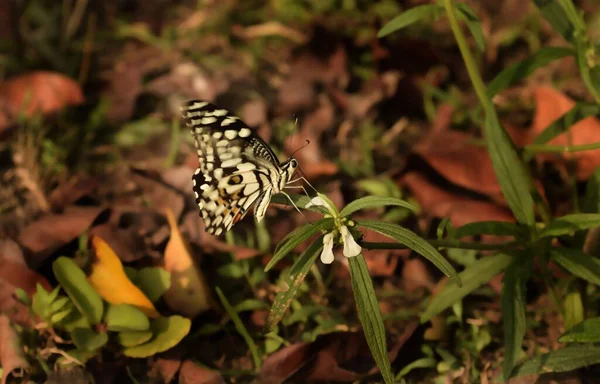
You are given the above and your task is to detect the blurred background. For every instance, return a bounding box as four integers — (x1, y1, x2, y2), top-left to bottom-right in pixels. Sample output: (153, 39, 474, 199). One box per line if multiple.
(1, 0, 600, 383)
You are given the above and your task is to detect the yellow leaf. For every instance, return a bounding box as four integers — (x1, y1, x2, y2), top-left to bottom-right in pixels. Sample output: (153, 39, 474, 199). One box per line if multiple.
(88, 236, 159, 318)
(162, 208, 215, 318)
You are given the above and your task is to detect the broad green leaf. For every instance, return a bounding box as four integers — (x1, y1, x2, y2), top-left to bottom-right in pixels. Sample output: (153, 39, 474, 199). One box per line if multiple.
(559, 317, 600, 343)
(117, 330, 154, 347)
(377, 4, 442, 38)
(53, 257, 104, 325)
(487, 47, 573, 99)
(339, 196, 417, 217)
(71, 328, 108, 351)
(358, 221, 461, 286)
(123, 315, 191, 358)
(134, 267, 171, 303)
(511, 345, 600, 377)
(455, 3, 484, 52)
(501, 255, 532, 381)
(421, 253, 512, 322)
(532, 0, 574, 41)
(532, 103, 600, 145)
(266, 219, 331, 271)
(550, 248, 600, 286)
(564, 291, 584, 330)
(453, 221, 524, 238)
(484, 106, 535, 226)
(105, 304, 150, 332)
(541, 214, 600, 238)
(349, 255, 393, 384)
(264, 238, 323, 333)
(216, 287, 261, 370)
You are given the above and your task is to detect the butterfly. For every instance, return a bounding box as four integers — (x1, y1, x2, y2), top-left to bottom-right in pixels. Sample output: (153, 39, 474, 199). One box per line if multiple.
(181, 100, 300, 236)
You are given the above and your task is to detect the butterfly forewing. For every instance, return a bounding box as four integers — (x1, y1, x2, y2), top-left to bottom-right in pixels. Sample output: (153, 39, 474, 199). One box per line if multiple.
(182, 100, 292, 235)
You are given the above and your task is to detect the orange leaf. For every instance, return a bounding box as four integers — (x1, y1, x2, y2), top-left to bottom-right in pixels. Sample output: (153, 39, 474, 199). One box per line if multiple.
(88, 236, 159, 318)
(163, 208, 215, 318)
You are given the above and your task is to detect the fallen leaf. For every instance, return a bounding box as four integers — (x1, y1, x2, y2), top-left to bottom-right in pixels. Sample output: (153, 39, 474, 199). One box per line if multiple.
(163, 208, 215, 318)
(18, 206, 106, 268)
(530, 86, 600, 180)
(0, 71, 83, 131)
(402, 172, 515, 227)
(0, 315, 29, 384)
(48, 175, 100, 210)
(179, 360, 225, 384)
(402, 259, 436, 292)
(88, 236, 160, 318)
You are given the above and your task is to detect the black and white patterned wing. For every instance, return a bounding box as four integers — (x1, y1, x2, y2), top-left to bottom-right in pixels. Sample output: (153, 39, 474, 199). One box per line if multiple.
(181, 100, 280, 235)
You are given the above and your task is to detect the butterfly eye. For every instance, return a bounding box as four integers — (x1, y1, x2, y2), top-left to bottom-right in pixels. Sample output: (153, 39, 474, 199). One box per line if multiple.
(290, 159, 298, 168)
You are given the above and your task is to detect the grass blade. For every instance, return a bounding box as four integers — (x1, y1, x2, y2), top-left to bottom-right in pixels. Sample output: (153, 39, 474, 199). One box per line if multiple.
(455, 3, 485, 52)
(377, 4, 442, 38)
(420, 253, 512, 322)
(339, 196, 417, 217)
(501, 254, 532, 381)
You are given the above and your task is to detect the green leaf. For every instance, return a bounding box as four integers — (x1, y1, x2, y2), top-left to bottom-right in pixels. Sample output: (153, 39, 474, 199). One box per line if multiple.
(271, 193, 322, 213)
(117, 330, 154, 347)
(50, 304, 74, 324)
(339, 196, 417, 217)
(377, 4, 442, 38)
(532, 103, 600, 145)
(582, 168, 600, 214)
(564, 291, 584, 330)
(123, 315, 191, 358)
(358, 221, 461, 286)
(421, 253, 512, 322)
(453, 221, 524, 238)
(14, 288, 30, 306)
(540, 214, 600, 238)
(264, 238, 323, 333)
(70, 328, 108, 351)
(56, 348, 96, 367)
(348, 255, 393, 384)
(395, 357, 437, 380)
(52, 257, 104, 325)
(501, 254, 532, 381)
(455, 3, 485, 52)
(559, 317, 600, 343)
(233, 299, 269, 313)
(550, 248, 600, 286)
(532, 0, 574, 41)
(216, 287, 261, 370)
(511, 345, 600, 377)
(266, 219, 331, 271)
(483, 106, 535, 226)
(487, 47, 573, 99)
(105, 304, 150, 332)
(134, 268, 171, 303)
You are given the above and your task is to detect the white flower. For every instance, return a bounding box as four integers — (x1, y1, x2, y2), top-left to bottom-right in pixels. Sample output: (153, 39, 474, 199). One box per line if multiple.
(321, 232, 335, 264)
(305, 196, 327, 208)
(340, 225, 361, 257)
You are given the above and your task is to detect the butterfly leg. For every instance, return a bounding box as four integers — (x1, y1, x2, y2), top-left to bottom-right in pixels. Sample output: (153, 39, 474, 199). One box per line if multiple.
(284, 184, 311, 201)
(287, 176, 319, 195)
(278, 191, 303, 215)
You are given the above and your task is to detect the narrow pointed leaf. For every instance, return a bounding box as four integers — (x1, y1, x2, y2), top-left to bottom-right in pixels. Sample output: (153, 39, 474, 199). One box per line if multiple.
(358, 220, 460, 286)
(455, 3, 485, 52)
(377, 4, 442, 38)
(340, 196, 416, 217)
(511, 345, 600, 377)
(349, 255, 394, 384)
(559, 317, 600, 343)
(550, 248, 600, 286)
(421, 253, 512, 322)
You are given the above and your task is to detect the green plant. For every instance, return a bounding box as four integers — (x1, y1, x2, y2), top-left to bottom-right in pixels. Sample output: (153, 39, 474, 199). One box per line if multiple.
(375, 0, 600, 382)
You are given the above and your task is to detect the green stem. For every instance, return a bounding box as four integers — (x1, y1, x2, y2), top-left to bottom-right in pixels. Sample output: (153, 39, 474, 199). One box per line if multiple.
(442, 0, 489, 112)
(361, 239, 520, 252)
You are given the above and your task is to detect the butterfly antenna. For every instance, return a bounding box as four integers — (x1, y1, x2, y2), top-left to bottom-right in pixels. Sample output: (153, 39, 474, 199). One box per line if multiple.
(287, 114, 299, 154)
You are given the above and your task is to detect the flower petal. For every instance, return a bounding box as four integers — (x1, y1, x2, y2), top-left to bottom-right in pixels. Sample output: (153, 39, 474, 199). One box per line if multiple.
(305, 196, 327, 208)
(341, 226, 361, 258)
(321, 233, 335, 264)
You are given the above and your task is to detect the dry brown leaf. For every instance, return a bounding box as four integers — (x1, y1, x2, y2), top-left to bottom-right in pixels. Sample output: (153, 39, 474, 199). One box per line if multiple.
(163, 208, 215, 318)
(17, 206, 106, 268)
(530, 86, 600, 180)
(0, 71, 83, 131)
(402, 172, 515, 227)
(0, 315, 29, 384)
(402, 259, 436, 292)
(179, 360, 225, 384)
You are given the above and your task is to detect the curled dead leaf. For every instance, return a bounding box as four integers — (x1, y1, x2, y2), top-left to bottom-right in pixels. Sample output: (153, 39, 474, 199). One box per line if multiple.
(163, 208, 215, 318)
(0, 315, 29, 384)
